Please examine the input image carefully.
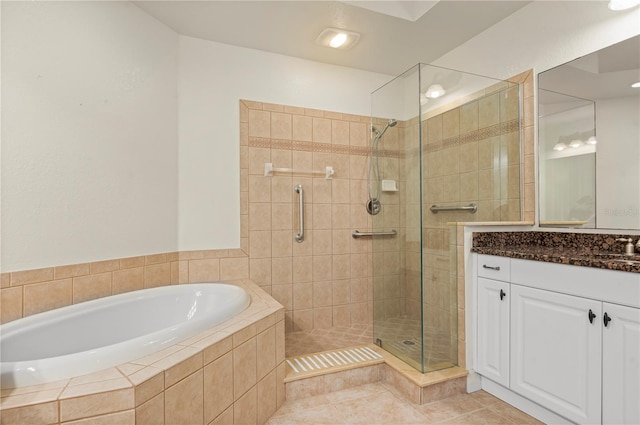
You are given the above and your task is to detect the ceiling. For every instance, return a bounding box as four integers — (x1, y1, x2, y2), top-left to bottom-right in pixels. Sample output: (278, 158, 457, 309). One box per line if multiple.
(133, 0, 532, 76)
(539, 35, 640, 107)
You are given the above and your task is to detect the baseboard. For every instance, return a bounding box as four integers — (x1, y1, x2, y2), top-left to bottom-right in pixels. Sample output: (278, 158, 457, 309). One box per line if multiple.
(481, 377, 573, 425)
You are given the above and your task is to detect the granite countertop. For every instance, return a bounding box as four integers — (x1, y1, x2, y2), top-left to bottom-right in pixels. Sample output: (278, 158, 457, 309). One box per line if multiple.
(472, 232, 640, 274)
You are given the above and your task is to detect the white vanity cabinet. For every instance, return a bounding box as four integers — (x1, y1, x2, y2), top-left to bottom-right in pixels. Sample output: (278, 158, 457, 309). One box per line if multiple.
(510, 284, 602, 424)
(601, 302, 640, 425)
(474, 254, 640, 425)
(476, 254, 511, 387)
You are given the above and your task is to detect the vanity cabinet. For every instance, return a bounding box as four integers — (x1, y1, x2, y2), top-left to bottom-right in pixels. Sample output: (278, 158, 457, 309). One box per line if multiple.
(602, 302, 640, 425)
(510, 284, 602, 424)
(475, 255, 640, 425)
(476, 254, 511, 387)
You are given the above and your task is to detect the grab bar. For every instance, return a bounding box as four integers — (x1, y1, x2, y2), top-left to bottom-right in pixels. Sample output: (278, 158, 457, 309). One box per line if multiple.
(295, 185, 304, 243)
(430, 204, 477, 214)
(352, 230, 397, 238)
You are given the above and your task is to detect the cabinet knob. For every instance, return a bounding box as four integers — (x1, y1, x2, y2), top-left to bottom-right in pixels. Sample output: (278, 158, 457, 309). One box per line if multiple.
(603, 312, 612, 327)
(500, 289, 506, 300)
(588, 309, 596, 324)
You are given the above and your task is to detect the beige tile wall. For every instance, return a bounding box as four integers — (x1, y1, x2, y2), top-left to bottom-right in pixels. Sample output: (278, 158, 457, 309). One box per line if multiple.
(241, 100, 376, 333)
(0, 250, 249, 324)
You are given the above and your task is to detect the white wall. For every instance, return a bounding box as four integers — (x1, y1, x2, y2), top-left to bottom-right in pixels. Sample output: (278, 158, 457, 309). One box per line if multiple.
(1, 2, 179, 271)
(597, 96, 640, 229)
(177, 36, 392, 251)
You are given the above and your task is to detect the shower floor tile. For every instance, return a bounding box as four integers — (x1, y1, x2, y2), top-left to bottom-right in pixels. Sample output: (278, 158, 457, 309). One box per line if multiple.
(286, 317, 455, 370)
(267, 382, 543, 425)
(286, 324, 373, 357)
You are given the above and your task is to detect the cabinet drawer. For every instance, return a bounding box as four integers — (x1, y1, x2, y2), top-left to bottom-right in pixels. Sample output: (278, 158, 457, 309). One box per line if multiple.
(477, 254, 510, 282)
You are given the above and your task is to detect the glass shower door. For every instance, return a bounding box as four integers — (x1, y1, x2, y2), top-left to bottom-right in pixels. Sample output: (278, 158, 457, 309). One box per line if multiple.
(371, 64, 425, 371)
(371, 63, 521, 373)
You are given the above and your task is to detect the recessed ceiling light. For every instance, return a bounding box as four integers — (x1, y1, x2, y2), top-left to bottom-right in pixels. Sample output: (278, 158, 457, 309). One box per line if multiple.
(632, 81, 640, 88)
(316, 28, 360, 50)
(608, 0, 640, 10)
(425, 84, 446, 99)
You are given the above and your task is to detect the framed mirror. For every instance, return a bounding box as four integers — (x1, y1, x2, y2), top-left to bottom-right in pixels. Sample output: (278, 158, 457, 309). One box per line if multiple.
(538, 35, 640, 230)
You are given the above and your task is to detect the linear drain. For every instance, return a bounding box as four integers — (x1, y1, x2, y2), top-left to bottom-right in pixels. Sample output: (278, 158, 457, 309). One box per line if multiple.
(285, 346, 383, 375)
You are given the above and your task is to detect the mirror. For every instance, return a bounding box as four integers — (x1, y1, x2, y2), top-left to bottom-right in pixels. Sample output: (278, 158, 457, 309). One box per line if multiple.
(538, 35, 640, 229)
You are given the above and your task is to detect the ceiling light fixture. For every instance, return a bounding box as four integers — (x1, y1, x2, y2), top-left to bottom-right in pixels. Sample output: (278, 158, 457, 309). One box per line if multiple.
(425, 84, 446, 99)
(316, 28, 360, 50)
(553, 142, 568, 151)
(569, 139, 584, 148)
(632, 81, 640, 88)
(608, 0, 640, 10)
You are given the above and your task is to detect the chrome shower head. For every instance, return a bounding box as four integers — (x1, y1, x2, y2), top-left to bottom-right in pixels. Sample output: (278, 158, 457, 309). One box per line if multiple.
(371, 119, 397, 139)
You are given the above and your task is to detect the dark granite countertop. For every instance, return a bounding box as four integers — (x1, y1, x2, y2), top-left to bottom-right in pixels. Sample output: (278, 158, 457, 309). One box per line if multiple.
(472, 232, 640, 274)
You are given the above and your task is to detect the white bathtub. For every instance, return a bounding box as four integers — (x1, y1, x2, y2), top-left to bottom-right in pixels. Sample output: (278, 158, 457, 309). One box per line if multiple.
(0, 283, 250, 388)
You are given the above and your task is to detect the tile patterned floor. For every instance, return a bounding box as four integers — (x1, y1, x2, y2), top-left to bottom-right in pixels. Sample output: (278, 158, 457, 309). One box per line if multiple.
(286, 319, 455, 370)
(268, 382, 543, 425)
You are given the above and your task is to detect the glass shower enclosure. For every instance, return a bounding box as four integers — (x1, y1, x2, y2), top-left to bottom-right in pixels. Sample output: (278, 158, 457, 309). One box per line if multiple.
(370, 64, 521, 372)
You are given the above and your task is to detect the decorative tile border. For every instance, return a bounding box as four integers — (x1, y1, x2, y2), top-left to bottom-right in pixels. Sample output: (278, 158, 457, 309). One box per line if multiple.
(426, 119, 521, 153)
(248, 137, 400, 158)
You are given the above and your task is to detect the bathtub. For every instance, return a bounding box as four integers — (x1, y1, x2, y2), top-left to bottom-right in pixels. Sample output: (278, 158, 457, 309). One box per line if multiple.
(0, 283, 250, 388)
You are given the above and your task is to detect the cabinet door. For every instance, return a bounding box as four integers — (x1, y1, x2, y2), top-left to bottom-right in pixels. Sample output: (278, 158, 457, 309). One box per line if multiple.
(602, 303, 640, 425)
(510, 284, 602, 424)
(477, 278, 510, 387)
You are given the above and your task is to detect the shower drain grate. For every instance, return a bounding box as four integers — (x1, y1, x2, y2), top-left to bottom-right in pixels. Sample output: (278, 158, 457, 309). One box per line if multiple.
(285, 345, 384, 379)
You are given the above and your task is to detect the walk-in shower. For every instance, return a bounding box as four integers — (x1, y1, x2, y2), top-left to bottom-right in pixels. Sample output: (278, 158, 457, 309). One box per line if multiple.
(370, 63, 522, 372)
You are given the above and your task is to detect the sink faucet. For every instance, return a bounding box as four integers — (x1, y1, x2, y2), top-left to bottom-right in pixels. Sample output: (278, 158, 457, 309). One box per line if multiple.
(617, 238, 637, 256)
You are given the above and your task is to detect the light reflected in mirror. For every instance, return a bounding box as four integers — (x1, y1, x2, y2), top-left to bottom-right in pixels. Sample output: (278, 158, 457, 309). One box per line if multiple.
(538, 35, 640, 230)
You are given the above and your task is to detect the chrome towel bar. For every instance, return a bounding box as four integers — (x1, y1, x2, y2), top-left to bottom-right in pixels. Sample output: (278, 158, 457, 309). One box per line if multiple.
(430, 204, 477, 214)
(352, 230, 397, 238)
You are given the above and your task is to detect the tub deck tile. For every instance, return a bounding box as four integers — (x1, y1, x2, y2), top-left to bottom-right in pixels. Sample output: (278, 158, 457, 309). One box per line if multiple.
(116, 363, 145, 377)
(61, 408, 135, 425)
(0, 400, 58, 425)
(0, 388, 63, 410)
(158, 349, 203, 388)
(68, 367, 125, 387)
(125, 366, 163, 386)
(0, 378, 69, 398)
(133, 370, 164, 407)
(59, 388, 134, 422)
(201, 333, 234, 365)
(60, 377, 132, 399)
(130, 344, 183, 367)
